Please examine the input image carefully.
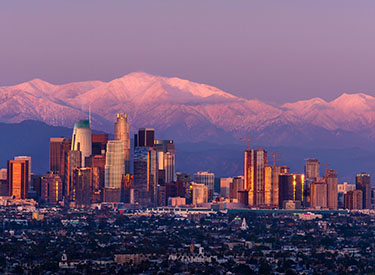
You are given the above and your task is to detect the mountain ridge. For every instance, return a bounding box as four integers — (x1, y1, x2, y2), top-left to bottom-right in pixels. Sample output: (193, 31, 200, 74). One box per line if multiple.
(1, 72, 375, 146)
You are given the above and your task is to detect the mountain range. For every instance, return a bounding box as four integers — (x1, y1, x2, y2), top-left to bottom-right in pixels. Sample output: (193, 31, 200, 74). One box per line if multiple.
(1, 72, 375, 181)
(2, 72, 375, 148)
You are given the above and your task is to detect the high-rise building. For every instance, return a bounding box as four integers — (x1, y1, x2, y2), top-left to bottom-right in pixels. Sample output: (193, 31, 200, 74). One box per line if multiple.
(194, 171, 215, 200)
(66, 150, 81, 199)
(105, 140, 125, 190)
(191, 183, 209, 205)
(86, 155, 106, 202)
(337, 182, 356, 208)
(326, 169, 338, 210)
(310, 181, 327, 209)
(71, 120, 92, 167)
(220, 177, 232, 198)
(344, 190, 363, 210)
(230, 176, 245, 201)
(49, 137, 71, 183)
(305, 159, 320, 179)
(114, 113, 131, 174)
(265, 166, 272, 205)
(271, 166, 282, 207)
(7, 159, 29, 199)
(356, 173, 371, 209)
(14, 156, 31, 184)
(134, 146, 158, 206)
(244, 148, 267, 206)
(41, 172, 63, 204)
(72, 168, 92, 207)
(134, 128, 155, 148)
(154, 140, 175, 183)
(92, 133, 108, 156)
(278, 174, 304, 209)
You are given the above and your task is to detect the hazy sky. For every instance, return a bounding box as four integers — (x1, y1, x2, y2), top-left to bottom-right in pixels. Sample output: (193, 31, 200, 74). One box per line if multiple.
(1, 1, 375, 103)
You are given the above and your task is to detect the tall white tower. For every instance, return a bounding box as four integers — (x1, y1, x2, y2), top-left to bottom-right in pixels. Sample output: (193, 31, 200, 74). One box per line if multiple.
(71, 120, 92, 167)
(114, 113, 130, 174)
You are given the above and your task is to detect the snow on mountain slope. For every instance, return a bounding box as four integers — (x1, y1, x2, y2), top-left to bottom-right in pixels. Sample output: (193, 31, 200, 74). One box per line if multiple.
(1, 72, 375, 144)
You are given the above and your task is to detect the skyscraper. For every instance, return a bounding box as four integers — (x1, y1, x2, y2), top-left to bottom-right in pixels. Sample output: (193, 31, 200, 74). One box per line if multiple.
(91, 133, 108, 156)
(66, 150, 81, 200)
(326, 169, 338, 210)
(154, 140, 175, 183)
(305, 159, 320, 179)
(278, 173, 304, 209)
(7, 159, 29, 199)
(49, 137, 71, 183)
(71, 120, 92, 167)
(134, 128, 155, 147)
(191, 183, 209, 205)
(220, 177, 232, 198)
(41, 172, 63, 204)
(114, 113, 130, 174)
(310, 181, 327, 209)
(134, 146, 158, 206)
(72, 168, 92, 207)
(194, 171, 215, 200)
(344, 190, 363, 210)
(244, 148, 267, 206)
(356, 173, 371, 209)
(14, 156, 31, 184)
(105, 140, 125, 189)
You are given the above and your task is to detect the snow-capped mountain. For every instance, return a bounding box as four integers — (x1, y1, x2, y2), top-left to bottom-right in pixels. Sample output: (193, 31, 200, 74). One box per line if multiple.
(1, 72, 375, 147)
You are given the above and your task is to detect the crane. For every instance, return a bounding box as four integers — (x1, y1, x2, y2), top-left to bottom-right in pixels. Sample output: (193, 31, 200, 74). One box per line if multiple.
(240, 137, 260, 151)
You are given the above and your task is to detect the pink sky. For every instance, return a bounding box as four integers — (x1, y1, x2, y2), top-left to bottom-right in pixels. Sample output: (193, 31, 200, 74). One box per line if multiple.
(1, 0, 375, 103)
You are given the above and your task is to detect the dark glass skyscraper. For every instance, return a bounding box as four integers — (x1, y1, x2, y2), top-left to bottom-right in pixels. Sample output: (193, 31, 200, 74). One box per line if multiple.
(134, 128, 155, 148)
(356, 173, 371, 209)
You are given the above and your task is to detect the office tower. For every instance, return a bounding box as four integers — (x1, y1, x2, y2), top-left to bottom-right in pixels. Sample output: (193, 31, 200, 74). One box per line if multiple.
(229, 176, 245, 201)
(86, 155, 106, 202)
(14, 156, 31, 183)
(154, 140, 175, 183)
(220, 177, 232, 198)
(92, 133, 108, 156)
(114, 113, 131, 174)
(310, 181, 327, 208)
(191, 183, 209, 205)
(244, 148, 267, 206)
(72, 168, 92, 207)
(176, 173, 190, 198)
(71, 119, 92, 167)
(41, 172, 63, 204)
(278, 174, 304, 209)
(7, 159, 29, 199)
(134, 128, 155, 147)
(264, 166, 272, 205)
(356, 173, 371, 209)
(105, 141, 124, 189)
(121, 174, 134, 203)
(326, 169, 338, 210)
(66, 150, 81, 199)
(134, 146, 158, 206)
(305, 159, 320, 179)
(49, 137, 71, 184)
(104, 141, 124, 202)
(194, 171, 215, 200)
(337, 182, 356, 208)
(271, 166, 281, 207)
(344, 190, 363, 210)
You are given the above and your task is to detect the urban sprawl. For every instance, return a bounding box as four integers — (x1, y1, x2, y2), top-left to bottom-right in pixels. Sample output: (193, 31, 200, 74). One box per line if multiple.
(0, 113, 374, 273)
